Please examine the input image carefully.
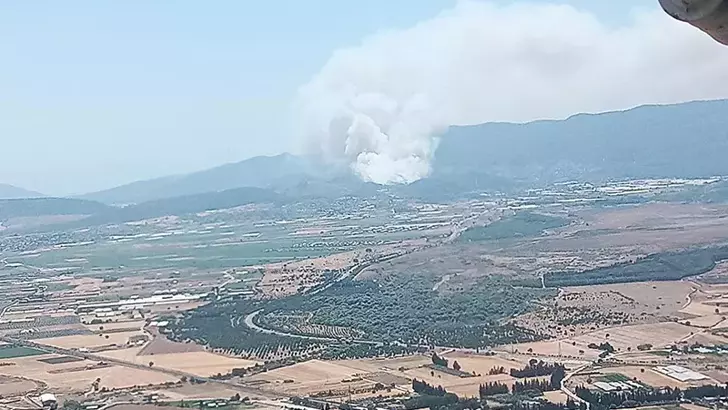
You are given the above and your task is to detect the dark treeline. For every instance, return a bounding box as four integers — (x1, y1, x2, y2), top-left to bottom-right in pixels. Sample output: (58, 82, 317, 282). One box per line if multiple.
(412, 379, 448, 397)
(432, 353, 449, 367)
(576, 384, 728, 409)
(512, 401, 585, 410)
(510, 360, 565, 380)
(479, 381, 510, 397)
(587, 342, 614, 353)
(489, 366, 506, 375)
(479, 378, 558, 398)
(513, 379, 555, 394)
(545, 246, 728, 287)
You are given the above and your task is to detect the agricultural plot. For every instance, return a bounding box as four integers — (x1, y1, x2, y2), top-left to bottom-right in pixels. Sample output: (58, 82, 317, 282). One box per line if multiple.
(506, 322, 696, 360)
(100, 348, 260, 377)
(38, 356, 85, 365)
(0, 345, 45, 359)
(0, 375, 41, 397)
(0, 354, 177, 394)
(516, 280, 695, 337)
(35, 330, 147, 349)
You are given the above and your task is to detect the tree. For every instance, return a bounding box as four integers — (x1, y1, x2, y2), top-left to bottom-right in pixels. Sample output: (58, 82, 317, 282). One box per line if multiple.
(550, 365, 566, 389)
(431, 352, 448, 367)
(63, 400, 82, 410)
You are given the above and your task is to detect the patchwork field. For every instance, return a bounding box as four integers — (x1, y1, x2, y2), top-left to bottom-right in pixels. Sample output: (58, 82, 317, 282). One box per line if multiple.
(35, 330, 147, 349)
(100, 348, 260, 377)
(0, 354, 176, 394)
(505, 322, 697, 359)
(244, 353, 539, 399)
(0, 375, 42, 396)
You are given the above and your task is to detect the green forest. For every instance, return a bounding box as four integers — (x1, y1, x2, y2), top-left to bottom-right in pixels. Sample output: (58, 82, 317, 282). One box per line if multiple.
(545, 246, 728, 287)
(167, 273, 555, 360)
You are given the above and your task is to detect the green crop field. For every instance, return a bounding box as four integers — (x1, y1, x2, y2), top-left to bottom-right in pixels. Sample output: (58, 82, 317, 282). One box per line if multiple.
(0, 345, 46, 359)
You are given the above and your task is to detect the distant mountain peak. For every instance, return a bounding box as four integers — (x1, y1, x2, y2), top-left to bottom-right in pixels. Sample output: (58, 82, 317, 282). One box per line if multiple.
(0, 183, 45, 199)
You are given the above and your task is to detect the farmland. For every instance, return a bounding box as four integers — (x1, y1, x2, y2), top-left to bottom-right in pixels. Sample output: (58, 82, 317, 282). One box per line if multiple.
(2, 177, 728, 410)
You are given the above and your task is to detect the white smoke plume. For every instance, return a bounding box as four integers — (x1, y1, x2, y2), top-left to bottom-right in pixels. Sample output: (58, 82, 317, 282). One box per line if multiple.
(295, 0, 728, 185)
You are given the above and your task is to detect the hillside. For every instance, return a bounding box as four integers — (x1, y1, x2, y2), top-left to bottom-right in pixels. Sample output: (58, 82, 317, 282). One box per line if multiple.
(78, 99, 728, 204)
(434, 99, 728, 185)
(0, 197, 110, 220)
(79, 153, 331, 205)
(78, 186, 283, 226)
(0, 184, 44, 199)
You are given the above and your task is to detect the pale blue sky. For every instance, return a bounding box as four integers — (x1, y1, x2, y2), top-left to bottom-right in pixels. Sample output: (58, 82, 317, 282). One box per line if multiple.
(0, 0, 657, 195)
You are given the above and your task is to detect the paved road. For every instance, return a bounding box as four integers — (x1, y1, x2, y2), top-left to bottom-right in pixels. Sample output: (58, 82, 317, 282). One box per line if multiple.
(561, 363, 590, 410)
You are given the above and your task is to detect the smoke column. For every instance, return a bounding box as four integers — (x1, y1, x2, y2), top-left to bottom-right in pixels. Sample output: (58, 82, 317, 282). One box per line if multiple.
(295, 1, 728, 185)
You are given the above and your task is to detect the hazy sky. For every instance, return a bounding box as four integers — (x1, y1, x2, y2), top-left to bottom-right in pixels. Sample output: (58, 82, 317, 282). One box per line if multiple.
(0, 0, 710, 195)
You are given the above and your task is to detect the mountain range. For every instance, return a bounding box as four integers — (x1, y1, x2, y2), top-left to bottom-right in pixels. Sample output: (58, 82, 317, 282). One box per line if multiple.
(5, 98, 728, 206)
(0, 184, 44, 200)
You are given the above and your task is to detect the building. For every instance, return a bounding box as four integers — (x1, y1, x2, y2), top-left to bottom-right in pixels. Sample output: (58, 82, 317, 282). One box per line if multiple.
(40, 393, 58, 410)
(655, 365, 708, 382)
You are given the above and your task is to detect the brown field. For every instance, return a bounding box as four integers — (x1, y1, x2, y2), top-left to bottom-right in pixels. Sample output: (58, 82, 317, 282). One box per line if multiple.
(563, 281, 694, 315)
(246, 353, 536, 399)
(138, 332, 204, 355)
(246, 359, 367, 396)
(82, 321, 145, 332)
(100, 349, 260, 377)
(0, 354, 176, 393)
(680, 315, 724, 328)
(546, 204, 728, 253)
(0, 375, 41, 396)
(518, 281, 695, 337)
(572, 322, 696, 350)
(36, 330, 146, 349)
(506, 322, 696, 360)
(542, 390, 568, 404)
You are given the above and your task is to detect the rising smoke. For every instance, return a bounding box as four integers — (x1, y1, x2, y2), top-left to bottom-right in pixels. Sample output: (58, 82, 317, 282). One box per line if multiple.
(295, 1, 728, 185)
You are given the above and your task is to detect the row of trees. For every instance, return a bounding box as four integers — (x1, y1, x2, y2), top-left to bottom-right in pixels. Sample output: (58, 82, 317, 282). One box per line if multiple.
(575, 384, 728, 409)
(510, 360, 565, 381)
(412, 379, 448, 396)
(479, 378, 558, 398)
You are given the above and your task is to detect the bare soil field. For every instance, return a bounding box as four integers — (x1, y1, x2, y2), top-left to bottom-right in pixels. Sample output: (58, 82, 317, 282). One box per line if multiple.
(0, 375, 40, 397)
(572, 322, 695, 351)
(36, 330, 146, 349)
(548, 204, 728, 253)
(505, 322, 697, 360)
(542, 390, 568, 404)
(245, 354, 538, 399)
(82, 321, 145, 332)
(0, 354, 176, 393)
(139, 333, 204, 355)
(439, 352, 527, 376)
(517, 281, 694, 337)
(246, 359, 366, 396)
(101, 349, 259, 377)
